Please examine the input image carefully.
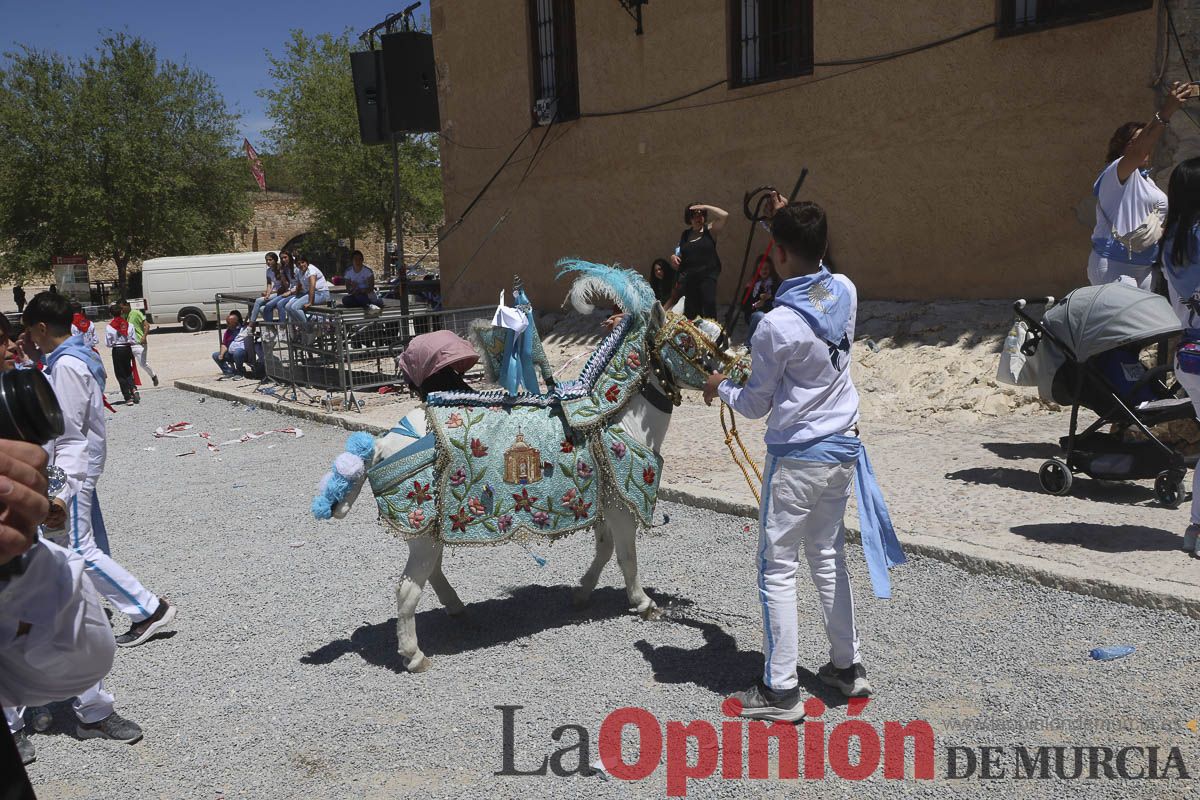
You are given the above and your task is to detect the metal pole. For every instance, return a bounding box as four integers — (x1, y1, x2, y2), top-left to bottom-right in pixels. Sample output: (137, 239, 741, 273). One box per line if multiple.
(392, 132, 410, 345)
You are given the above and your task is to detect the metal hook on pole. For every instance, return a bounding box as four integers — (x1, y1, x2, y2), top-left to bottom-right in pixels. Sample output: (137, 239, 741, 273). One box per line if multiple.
(717, 168, 809, 350)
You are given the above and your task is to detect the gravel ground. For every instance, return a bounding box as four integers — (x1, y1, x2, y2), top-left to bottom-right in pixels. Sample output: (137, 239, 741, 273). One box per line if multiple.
(18, 388, 1200, 799)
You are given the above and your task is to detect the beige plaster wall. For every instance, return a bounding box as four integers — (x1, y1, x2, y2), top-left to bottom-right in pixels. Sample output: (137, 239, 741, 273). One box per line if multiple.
(432, 0, 1160, 308)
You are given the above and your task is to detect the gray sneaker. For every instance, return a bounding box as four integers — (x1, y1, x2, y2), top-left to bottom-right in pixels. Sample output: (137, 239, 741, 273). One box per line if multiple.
(728, 682, 804, 723)
(818, 662, 873, 697)
(29, 705, 52, 732)
(13, 728, 35, 765)
(115, 597, 176, 647)
(76, 712, 143, 744)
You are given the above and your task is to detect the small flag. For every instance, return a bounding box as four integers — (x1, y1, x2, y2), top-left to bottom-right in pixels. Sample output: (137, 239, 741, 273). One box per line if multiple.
(243, 138, 266, 191)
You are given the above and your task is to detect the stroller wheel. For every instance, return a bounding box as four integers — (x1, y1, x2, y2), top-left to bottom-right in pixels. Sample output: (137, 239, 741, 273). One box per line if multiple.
(1154, 470, 1186, 509)
(1038, 459, 1073, 496)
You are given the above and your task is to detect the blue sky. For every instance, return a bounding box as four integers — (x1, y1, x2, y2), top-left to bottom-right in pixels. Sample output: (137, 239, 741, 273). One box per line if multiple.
(0, 0, 428, 145)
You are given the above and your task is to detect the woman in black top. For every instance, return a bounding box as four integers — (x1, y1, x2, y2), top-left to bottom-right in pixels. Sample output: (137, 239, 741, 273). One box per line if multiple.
(669, 202, 729, 319)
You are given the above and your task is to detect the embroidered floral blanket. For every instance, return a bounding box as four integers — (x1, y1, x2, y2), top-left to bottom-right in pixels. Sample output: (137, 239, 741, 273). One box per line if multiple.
(366, 408, 663, 544)
(425, 405, 601, 544)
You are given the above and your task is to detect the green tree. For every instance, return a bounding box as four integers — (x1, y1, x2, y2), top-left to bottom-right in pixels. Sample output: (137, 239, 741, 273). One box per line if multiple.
(0, 33, 250, 293)
(260, 30, 442, 266)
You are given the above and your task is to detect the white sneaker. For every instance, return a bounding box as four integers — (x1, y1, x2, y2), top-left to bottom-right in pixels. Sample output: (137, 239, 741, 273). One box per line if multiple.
(365, 304, 383, 318)
(1185, 525, 1200, 554)
(1180, 525, 1200, 556)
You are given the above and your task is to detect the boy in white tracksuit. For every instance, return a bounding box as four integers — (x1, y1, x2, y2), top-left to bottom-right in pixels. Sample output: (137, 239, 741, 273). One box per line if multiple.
(9, 292, 180, 755)
(705, 198, 903, 722)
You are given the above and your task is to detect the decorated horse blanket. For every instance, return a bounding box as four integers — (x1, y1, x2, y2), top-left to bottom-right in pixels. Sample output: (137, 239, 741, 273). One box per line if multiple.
(366, 406, 662, 544)
(365, 313, 662, 545)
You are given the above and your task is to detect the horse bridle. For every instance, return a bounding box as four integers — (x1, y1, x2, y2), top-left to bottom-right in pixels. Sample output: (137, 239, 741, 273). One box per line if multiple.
(642, 327, 681, 414)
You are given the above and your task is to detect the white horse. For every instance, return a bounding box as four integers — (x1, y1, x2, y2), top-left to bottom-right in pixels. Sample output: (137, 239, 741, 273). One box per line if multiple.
(326, 269, 736, 672)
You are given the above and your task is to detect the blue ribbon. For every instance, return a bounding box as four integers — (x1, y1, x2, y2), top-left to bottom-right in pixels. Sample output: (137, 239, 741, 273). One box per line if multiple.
(499, 287, 543, 396)
(768, 434, 906, 599)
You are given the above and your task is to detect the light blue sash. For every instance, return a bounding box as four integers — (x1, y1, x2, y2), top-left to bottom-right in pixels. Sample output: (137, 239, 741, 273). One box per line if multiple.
(768, 434, 906, 599)
(499, 286, 542, 396)
(46, 335, 107, 386)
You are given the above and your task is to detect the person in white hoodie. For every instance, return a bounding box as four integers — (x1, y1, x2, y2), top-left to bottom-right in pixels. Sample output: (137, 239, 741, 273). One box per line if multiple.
(704, 197, 904, 722)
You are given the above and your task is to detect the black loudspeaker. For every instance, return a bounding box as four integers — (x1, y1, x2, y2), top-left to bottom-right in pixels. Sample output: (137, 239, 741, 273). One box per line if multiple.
(351, 50, 388, 146)
(381, 30, 440, 134)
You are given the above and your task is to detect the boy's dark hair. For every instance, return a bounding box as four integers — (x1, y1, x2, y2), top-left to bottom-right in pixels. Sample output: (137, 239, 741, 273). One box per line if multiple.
(23, 291, 74, 335)
(771, 201, 828, 264)
(352, 249, 364, 259)
(228, 309, 244, 325)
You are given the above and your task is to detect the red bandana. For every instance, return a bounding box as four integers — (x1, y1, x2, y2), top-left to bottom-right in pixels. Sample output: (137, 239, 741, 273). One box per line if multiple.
(111, 317, 129, 337)
(73, 313, 91, 333)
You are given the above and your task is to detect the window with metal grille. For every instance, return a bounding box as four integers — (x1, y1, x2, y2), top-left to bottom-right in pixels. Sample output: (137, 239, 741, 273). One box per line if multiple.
(999, 0, 1152, 35)
(528, 0, 579, 123)
(729, 0, 814, 87)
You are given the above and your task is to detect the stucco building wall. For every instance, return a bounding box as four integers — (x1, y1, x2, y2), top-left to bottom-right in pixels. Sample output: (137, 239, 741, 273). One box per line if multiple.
(431, 0, 1162, 308)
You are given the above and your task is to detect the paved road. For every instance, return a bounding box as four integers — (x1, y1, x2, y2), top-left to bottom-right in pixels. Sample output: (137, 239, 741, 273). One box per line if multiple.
(19, 390, 1200, 799)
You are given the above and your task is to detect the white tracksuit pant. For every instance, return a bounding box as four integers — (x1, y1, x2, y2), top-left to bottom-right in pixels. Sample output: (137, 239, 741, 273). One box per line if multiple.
(758, 454, 861, 692)
(132, 344, 156, 382)
(60, 485, 158, 623)
(5, 681, 115, 731)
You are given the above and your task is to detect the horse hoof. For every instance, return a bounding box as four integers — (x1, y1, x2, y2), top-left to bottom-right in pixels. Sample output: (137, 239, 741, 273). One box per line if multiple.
(407, 656, 432, 673)
(639, 605, 663, 621)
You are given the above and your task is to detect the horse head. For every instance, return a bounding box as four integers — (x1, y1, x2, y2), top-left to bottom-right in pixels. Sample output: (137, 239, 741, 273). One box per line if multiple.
(653, 312, 752, 391)
(555, 258, 749, 394)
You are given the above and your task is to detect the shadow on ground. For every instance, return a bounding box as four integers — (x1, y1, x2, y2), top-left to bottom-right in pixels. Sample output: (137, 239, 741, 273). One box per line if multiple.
(632, 614, 851, 707)
(945, 467, 1156, 505)
(1010, 523, 1183, 553)
(300, 585, 689, 674)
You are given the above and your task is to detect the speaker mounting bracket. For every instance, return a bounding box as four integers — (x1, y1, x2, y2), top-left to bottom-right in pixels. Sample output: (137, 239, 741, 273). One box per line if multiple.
(618, 0, 648, 36)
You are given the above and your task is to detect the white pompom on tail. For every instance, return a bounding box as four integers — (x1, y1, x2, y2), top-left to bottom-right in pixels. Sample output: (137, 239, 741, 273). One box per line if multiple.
(333, 452, 365, 481)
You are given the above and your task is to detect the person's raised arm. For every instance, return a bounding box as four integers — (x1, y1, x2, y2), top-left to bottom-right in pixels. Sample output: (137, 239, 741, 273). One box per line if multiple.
(693, 204, 730, 234)
(1118, 81, 1191, 183)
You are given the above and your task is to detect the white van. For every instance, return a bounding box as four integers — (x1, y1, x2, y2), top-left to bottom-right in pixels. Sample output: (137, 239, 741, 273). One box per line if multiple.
(141, 252, 272, 332)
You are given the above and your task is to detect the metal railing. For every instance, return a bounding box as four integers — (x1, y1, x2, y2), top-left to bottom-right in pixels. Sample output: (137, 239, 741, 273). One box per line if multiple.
(215, 292, 492, 411)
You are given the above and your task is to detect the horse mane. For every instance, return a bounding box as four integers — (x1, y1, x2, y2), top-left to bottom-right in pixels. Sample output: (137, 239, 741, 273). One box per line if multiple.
(557, 258, 656, 318)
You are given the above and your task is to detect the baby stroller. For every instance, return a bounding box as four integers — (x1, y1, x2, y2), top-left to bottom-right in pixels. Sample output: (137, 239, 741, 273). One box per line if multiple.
(1013, 283, 1198, 507)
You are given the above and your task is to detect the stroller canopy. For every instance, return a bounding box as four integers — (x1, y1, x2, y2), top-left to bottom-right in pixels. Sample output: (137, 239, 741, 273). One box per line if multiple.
(1043, 283, 1180, 362)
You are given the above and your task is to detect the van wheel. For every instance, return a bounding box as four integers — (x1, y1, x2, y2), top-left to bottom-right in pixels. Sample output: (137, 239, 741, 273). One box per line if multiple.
(180, 311, 204, 333)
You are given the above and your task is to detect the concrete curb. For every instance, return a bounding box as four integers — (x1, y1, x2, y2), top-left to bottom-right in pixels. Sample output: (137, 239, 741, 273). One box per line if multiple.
(661, 481, 1200, 620)
(174, 380, 389, 435)
(176, 379, 1200, 620)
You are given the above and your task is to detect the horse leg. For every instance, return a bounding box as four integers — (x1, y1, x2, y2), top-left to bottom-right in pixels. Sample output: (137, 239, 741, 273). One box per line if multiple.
(428, 548, 465, 616)
(396, 537, 439, 672)
(608, 502, 659, 619)
(573, 525, 614, 609)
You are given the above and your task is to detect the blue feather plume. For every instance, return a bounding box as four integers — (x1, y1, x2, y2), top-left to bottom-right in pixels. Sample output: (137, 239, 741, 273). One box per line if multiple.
(556, 259, 655, 318)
